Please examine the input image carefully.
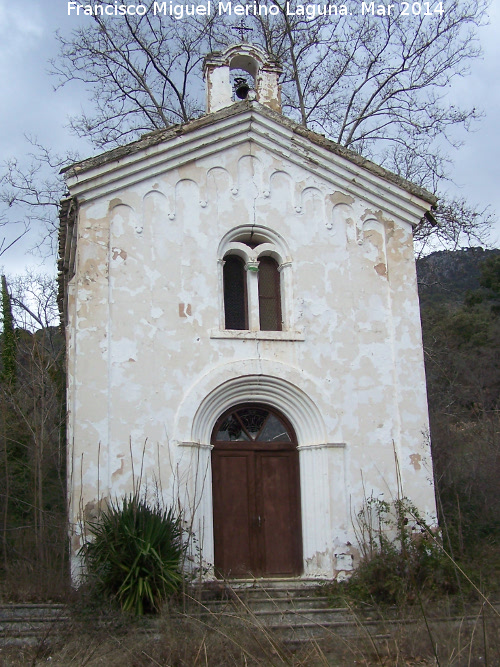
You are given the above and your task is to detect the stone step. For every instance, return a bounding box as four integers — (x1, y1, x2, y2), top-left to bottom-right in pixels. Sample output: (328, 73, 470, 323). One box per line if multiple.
(0, 604, 67, 620)
(253, 607, 355, 626)
(0, 604, 70, 646)
(189, 578, 327, 602)
(191, 603, 492, 645)
(184, 578, 337, 643)
(0, 618, 70, 630)
(270, 621, 391, 643)
(185, 606, 384, 644)
(267, 607, 500, 644)
(193, 605, 361, 627)
(197, 595, 330, 612)
(2, 600, 498, 649)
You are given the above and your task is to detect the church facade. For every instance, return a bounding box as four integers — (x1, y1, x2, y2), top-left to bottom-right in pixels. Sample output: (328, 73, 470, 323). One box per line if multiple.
(59, 44, 437, 581)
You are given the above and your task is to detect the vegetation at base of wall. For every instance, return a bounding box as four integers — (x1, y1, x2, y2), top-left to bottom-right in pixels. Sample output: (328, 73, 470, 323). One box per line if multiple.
(80, 492, 184, 615)
(327, 496, 461, 608)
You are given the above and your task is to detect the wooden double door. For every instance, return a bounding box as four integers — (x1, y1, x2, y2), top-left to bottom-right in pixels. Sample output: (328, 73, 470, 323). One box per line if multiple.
(211, 405, 302, 578)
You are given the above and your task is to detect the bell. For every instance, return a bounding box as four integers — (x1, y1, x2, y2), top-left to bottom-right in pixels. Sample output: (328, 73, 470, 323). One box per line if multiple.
(234, 77, 250, 100)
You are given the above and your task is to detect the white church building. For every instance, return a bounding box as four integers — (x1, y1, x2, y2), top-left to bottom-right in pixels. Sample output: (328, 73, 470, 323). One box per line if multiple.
(59, 43, 437, 581)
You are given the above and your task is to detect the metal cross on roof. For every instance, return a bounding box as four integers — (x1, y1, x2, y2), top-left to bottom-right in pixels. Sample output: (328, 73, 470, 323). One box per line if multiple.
(231, 21, 254, 42)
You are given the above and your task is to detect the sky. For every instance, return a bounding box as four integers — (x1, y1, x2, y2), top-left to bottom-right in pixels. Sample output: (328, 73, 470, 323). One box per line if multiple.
(1, 0, 500, 277)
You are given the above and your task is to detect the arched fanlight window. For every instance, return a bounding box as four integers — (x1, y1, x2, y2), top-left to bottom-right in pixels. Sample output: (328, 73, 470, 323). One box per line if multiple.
(258, 257, 282, 331)
(223, 255, 247, 330)
(213, 405, 294, 443)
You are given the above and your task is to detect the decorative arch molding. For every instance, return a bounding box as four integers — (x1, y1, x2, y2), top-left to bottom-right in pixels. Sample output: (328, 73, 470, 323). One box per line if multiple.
(357, 215, 386, 246)
(143, 190, 169, 235)
(330, 202, 354, 241)
(174, 360, 330, 448)
(267, 170, 295, 212)
(218, 224, 291, 263)
(193, 375, 325, 446)
(299, 186, 324, 219)
(143, 188, 168, 203)
(110, 202, 140, 240)
(206, 166, 236, 197)
(237, 155, 262, 197)
(109, 201, 135, 215)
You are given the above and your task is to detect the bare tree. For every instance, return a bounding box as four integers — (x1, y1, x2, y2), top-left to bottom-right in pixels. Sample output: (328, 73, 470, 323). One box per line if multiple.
(414, 197, 494, 256)
(264, 0, 487, 188)
(0, 139, 78, 258)
(51, 4, 226, 148)
(51, 0, 488, 190)
(0, 214, 29, 261)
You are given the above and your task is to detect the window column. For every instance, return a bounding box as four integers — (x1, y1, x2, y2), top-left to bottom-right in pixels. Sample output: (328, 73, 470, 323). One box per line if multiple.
(245, 259, 260, 331)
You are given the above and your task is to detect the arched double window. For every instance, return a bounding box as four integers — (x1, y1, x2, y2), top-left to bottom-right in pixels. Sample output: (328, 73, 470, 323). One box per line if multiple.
(220, 229, 288, 332)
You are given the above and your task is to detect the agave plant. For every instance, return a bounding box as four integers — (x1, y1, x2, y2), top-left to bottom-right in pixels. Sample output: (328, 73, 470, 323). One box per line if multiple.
(81, 493, 184, 615)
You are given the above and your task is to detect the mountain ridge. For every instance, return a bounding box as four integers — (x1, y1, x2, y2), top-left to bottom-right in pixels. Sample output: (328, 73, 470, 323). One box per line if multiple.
(416, 246, 500, 306)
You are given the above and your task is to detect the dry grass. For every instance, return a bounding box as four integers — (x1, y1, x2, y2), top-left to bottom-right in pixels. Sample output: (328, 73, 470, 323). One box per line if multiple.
(1, 615, 302, 666)
(0, 598, 499, 666)
(0, 561, 71, 604)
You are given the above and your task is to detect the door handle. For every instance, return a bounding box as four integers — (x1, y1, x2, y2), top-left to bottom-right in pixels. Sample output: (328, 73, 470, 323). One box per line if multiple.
(257, 515, 261, 528)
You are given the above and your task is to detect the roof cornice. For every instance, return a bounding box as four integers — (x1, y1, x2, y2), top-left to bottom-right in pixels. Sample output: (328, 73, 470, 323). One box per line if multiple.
(63, 102, 437, 223)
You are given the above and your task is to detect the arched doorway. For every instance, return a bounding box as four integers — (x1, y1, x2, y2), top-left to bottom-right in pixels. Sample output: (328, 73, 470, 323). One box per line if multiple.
(211, 404, 302, 578)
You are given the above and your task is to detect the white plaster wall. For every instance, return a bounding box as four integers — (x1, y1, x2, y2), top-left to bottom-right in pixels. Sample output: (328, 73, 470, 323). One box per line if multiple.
(66, 140, 436, 581)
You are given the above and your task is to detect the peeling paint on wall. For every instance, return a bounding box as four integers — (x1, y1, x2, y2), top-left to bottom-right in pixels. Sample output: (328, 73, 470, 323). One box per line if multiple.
(63, 92, 437, 582)
(410, 453, 422, 471)
(178, 303, 192, 317)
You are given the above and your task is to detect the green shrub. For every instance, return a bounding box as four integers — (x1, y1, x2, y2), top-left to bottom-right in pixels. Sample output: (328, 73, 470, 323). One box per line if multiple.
(329, 496, 459, 607)
(80, 492, 184, 615)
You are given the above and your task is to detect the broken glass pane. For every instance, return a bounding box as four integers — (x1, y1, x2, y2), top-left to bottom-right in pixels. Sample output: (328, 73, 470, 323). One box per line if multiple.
(216, 415, 249, 441)
(257, 414, 292, 442)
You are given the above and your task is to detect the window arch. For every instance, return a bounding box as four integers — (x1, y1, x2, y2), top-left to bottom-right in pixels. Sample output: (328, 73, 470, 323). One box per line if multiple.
(219, 227, 290, 333)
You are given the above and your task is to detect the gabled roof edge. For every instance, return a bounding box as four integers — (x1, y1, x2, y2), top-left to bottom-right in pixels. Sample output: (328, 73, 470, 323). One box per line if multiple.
(61, 101, 437, 208)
